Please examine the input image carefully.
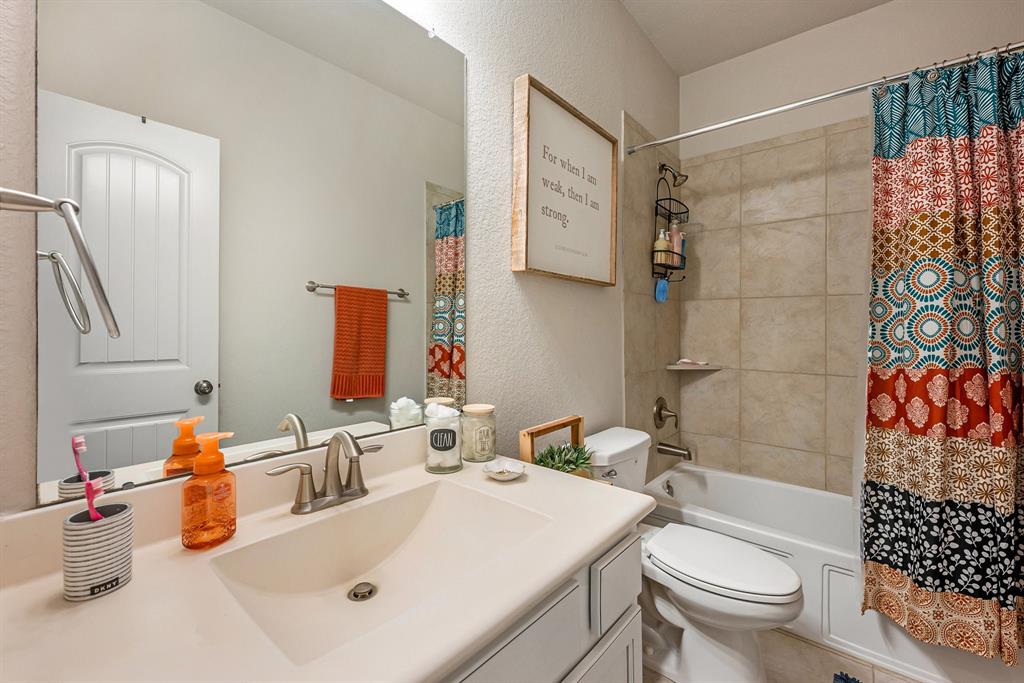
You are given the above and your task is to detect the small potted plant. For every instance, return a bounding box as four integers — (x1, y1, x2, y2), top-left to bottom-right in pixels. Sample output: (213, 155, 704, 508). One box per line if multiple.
(535, 442, 594, 479)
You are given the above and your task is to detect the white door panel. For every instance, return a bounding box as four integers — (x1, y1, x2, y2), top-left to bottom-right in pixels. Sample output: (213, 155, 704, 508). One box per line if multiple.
(37, 90, 220, 483)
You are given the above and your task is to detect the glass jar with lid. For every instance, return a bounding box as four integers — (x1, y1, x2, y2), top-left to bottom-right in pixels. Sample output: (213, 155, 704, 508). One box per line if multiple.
(461, 404, 496, 462)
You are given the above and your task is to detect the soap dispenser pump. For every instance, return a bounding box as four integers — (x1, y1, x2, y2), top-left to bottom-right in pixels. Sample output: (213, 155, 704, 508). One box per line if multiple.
(181, 432, 236, 550)
(163, 415, 205, 477)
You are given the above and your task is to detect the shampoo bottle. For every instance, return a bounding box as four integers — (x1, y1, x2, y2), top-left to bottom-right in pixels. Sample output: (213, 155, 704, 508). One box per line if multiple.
(653, 228, 671, 265)
(181, 432, 236, 550)
(163, 416, 205, 477)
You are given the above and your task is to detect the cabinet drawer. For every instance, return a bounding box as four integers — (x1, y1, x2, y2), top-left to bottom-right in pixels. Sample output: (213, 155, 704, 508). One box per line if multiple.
(590, 534, 641, 634)
(562, 605, 642, 683)
(461, 582, 586, 683)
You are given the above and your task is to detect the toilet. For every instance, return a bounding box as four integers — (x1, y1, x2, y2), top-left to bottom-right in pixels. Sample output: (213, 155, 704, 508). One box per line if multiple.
(588, 427, 803, 683)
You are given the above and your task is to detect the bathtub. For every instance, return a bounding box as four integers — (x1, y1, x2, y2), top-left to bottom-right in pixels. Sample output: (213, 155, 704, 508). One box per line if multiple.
(643, 463, 1018, 683)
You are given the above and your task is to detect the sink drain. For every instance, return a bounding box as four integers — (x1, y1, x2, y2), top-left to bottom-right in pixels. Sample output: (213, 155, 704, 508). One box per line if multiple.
(348, 581, 377, 602)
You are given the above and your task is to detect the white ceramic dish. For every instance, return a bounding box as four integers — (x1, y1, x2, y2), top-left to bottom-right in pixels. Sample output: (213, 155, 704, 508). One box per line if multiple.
(483, 458, 526, 481)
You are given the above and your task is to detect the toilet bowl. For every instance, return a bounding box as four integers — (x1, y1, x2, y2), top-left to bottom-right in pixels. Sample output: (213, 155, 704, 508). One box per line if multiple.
(639, 523, 802, 683)
(587, 428, 803, 683)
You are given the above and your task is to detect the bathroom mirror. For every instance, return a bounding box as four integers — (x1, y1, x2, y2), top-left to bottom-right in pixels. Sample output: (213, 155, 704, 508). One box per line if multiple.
(33, 0, 466, 504)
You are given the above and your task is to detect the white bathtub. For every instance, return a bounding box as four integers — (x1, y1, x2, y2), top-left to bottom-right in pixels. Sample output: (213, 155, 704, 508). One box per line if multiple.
(644, 463, 1019, 683)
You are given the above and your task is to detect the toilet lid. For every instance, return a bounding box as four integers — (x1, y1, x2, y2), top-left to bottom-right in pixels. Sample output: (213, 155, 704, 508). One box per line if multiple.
(646, 524, 801, 603)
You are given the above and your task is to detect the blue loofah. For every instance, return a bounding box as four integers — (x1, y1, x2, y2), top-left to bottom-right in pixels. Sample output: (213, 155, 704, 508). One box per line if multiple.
(655, 279, 669, 302)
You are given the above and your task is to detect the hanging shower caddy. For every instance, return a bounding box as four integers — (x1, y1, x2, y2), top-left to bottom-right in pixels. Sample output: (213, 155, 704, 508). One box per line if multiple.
(651, 164, 688, 283)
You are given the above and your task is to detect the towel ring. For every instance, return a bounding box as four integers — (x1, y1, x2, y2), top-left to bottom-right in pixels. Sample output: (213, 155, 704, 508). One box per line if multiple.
(38, 250, 91, 334)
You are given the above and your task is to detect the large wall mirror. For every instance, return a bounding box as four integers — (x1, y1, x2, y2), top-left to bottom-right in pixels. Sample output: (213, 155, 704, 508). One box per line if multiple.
(34, 0, 466, 505)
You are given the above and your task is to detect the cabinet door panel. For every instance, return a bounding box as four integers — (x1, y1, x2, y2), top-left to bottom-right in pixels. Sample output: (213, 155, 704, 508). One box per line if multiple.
(563, 605, 642, 683)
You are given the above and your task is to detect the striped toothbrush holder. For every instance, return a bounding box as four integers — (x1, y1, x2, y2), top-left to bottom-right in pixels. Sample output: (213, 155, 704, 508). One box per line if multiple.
(57, 470, 116, 501)
(61, 503, 134, 601)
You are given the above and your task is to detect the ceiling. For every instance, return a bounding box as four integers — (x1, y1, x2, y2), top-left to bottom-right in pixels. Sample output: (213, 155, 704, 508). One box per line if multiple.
(622, 0, 891, 75)
(203, 0, 464, 125)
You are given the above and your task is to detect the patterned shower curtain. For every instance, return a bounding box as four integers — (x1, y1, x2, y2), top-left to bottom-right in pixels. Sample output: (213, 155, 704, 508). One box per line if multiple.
(862, 53, 1023, 665)
(427, 199, 466, 406)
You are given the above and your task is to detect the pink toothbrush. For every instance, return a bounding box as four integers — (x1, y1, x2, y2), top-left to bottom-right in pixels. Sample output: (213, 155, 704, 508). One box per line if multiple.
(71, 435, 104, 521)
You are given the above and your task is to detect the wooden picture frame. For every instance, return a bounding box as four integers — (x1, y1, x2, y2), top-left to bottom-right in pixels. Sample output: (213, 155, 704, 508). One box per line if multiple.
(511, 74, 618, 286)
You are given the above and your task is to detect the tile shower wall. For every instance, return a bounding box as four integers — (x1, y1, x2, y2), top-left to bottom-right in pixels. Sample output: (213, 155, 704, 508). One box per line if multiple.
(622, 113, 684, 481)
(677, 117, 872, 493)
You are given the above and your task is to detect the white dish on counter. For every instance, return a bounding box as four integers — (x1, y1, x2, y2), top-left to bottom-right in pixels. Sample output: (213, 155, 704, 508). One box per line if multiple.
(483, 458, 526, 481)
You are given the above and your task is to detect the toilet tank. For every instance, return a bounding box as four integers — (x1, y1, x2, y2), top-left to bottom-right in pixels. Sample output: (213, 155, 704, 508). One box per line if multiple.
(586, 427, 651, 493)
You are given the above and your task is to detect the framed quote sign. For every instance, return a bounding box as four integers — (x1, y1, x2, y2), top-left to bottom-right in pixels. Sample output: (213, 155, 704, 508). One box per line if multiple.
(511, 74, 618, 286)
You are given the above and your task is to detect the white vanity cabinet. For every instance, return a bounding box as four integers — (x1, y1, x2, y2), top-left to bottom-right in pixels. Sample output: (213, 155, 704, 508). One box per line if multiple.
(452, 533, 643, 683)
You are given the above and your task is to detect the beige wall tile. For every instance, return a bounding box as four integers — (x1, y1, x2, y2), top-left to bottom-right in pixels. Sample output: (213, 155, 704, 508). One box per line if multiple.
(740, 442, 825, 489)
(739, 126, 825, 155)
(741, 217, 826, 297)
(825, 116, 871, 136)
(681, 227, 740, 299)
(625, 370, 657, 439)
(624, 291, 657, 376)
(679, 156, 741, 231)
(622, 208, 656, 295)
(740, 371, 825, 451)
(827, 126, 873, 214)
(741, 297, 826, 373)
(681, 299, 740, 367)
(741, 138, 826, 225)
(827, 375, 861, 457)
(827, 295, 868, 376)
(680, 369, 739, 438)
(680, 431, 740, 471)
(759, 630, 874, 683)
(827, 211, 871, 295)
(656, 299, 681, 368)
(682, 146, 743, 168)
(827, 454, 854, 495)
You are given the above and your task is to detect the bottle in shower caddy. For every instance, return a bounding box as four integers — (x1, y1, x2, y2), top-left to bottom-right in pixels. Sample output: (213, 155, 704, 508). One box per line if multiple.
(653, 227, 671, 265)
(668, 217, 686, 267)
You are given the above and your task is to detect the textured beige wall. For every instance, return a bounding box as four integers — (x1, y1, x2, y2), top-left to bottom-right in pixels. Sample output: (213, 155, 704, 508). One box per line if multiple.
(677, 0, 1023, 159)
(621, 113, 683, 482)
(382, 0, 681, 454)
(675, 117, 872, 494)
(0, 0, 38, 513)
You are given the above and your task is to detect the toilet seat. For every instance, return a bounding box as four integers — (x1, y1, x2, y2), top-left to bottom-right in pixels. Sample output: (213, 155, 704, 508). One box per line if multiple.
(645, 524, 801, 605)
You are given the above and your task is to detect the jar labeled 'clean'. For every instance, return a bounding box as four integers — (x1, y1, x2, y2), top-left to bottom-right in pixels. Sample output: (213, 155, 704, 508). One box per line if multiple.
(461, 404, 496, 462)
(425, 414, 462, 473)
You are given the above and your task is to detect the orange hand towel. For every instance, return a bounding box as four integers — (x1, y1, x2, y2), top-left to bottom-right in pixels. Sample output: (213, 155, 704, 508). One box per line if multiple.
(331, 286, 387, 400)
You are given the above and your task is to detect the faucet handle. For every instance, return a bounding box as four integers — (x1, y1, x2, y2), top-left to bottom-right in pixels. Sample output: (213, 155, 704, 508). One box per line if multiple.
(266, 462, 316, 514)
(361, 444, 383, 454)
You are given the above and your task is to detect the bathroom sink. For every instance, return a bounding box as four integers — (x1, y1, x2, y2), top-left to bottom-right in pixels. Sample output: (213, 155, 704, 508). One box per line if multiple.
(211, 480, 550, 664)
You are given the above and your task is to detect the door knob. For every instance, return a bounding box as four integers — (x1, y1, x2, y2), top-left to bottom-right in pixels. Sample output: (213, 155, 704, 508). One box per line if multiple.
(194, 379, 214, 396)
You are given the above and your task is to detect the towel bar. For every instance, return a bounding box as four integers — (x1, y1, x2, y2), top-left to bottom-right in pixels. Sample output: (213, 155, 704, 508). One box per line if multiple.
(304, 280, 409, 299)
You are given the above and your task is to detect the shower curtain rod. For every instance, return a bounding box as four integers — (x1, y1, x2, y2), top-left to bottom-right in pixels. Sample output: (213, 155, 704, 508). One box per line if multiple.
(627, 40, 1024, 155)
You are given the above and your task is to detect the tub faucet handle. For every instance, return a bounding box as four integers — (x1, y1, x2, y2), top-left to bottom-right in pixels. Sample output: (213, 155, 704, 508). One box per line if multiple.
(653, 396, 678, 429)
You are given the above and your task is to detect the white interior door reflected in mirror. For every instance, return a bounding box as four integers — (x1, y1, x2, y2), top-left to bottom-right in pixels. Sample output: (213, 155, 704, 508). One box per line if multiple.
(37, 90, 220, 482)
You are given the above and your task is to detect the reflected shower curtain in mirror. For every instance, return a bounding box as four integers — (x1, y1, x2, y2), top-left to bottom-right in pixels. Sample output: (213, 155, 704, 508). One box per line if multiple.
(428, 199, 466, 406)
(863, 53, 1024, 665)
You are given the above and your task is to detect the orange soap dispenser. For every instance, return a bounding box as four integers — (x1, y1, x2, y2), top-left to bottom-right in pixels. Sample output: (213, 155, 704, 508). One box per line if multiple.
(181, 432, 236, 550)
(163, 416, 205, 477)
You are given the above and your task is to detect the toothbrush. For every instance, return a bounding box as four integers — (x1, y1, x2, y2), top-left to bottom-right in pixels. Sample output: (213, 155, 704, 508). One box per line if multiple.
(71, 435, 89, 482)
(71, 436, 104, 521)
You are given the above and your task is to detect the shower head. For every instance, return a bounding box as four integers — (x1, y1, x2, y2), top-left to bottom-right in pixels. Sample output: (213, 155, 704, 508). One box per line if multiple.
(659, 163, 688, 187)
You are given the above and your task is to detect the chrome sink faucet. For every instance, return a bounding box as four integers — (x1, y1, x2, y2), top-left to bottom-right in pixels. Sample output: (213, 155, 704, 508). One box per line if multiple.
(265, 430, 381, 514)
(277, 413, 309, 450)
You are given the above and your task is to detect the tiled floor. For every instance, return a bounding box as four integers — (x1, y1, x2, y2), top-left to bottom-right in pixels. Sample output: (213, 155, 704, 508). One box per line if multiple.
(641, 629, 924, 683)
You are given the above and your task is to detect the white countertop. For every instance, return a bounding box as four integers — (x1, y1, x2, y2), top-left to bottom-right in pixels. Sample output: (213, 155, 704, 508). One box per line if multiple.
(1, 439, 654, 682)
